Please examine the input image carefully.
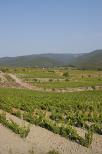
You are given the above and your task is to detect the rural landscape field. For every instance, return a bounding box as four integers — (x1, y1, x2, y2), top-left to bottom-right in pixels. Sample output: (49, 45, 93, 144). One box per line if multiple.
(0, 0, 102, 154)
(0, 60, 102, 154)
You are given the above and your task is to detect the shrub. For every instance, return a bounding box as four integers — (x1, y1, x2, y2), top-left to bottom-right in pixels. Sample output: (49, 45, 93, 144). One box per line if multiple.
(47, 150, 60, 154)
(49, 79, 53, 82)
(0, 113, 30, 138)
(59, 125, 79, 140)
(84, 130, 93, 147)
(91, 86, 96, 90)
(33, 78, 38, 82)
(65, 78, 69, 81)
(90, 123, 102, 135)
(63, 72, 69, 77)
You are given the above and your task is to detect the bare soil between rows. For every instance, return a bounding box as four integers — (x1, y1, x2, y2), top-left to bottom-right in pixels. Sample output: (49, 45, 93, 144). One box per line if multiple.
(0, 110, 102, 154)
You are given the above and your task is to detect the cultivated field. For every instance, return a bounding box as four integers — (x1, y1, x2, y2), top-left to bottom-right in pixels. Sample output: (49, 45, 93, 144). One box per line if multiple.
(0, 67, 102, 154)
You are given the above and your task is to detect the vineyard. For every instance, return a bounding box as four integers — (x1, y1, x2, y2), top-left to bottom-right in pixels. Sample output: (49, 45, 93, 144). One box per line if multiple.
(1, 67, 102, 91)
(0, 67, 102, 153)
(0, 0, 102, 153)
(0, 87, 102, 148)
(16, 68, 102, 89)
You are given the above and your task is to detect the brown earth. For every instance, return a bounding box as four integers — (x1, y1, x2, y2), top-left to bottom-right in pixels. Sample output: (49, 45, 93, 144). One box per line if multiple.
(0, 110, 102, 154)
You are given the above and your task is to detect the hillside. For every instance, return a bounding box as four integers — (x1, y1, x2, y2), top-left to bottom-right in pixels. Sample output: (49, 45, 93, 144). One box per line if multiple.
(73, 50, 102, 69)
(0, 50, 102, 69)
(0, 53, 77, 67)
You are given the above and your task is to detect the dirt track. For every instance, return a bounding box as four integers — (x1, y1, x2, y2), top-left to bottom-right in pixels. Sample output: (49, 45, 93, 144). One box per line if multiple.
(7, 73, 102, 93)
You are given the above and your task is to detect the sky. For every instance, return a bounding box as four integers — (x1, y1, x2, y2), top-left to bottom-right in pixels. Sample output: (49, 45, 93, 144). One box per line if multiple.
(0, 0, 102, 57)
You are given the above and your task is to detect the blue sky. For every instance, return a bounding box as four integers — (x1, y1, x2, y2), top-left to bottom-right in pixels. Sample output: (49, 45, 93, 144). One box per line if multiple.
(0, 0, 102, 57)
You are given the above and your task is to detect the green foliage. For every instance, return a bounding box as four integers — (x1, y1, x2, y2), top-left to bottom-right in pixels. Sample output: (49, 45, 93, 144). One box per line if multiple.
(49, 79, 53, 82)
(0, 113, 30, 138)
(47, 150, 60, 154)
(90, 123, 102, 135)
(84, 130, 93, 147)
(63, 71, 69, 77)
(0, 88, 102, 147)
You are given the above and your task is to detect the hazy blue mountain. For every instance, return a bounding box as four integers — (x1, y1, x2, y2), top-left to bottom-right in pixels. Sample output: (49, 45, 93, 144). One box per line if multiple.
(0, 50, 102, 69)
(0, 53, 77, 67)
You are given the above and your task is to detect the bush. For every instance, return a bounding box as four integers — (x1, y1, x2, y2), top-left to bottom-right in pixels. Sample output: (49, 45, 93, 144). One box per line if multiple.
(84, 130, 93, 147)
(47, 150, 60, 154)
(65, 78, 69, 81)
(49, 79, 53, 82)
(91, 86, 96, 90)
(63, 72, 69, 77)
(33, 78, 38, 82)
(0, 113, 30, 138)
(90, 123, 102, 135)
(59, 125, 79, 140)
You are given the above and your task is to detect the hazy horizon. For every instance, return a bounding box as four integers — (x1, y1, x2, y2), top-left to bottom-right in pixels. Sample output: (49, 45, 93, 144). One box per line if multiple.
(0, 0, 102, 57)
(1, 49, 101, 58)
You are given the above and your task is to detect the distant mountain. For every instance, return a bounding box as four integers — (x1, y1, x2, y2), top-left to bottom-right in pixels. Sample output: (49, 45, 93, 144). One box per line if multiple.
(73, 50, 102, 69)
(0, 50, 102, 69)
(0, 53, 77, 67)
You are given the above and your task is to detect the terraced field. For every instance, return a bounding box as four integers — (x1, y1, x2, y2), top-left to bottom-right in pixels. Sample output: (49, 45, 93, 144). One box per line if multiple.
(0, 88, 102, 143)
(0, 67, 102, 154)
(16, 68, 102, 90)
(1, 67, 102, 91)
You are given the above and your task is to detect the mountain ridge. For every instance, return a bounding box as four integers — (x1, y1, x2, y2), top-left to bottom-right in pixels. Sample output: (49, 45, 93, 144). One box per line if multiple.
(0, 50, 102, 69)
